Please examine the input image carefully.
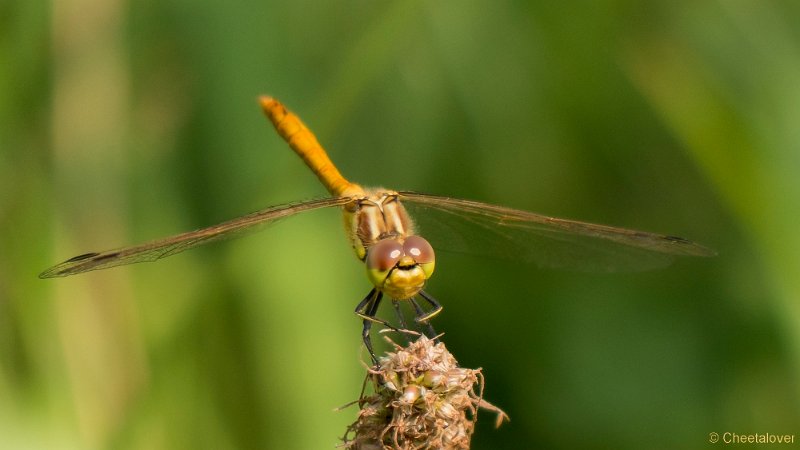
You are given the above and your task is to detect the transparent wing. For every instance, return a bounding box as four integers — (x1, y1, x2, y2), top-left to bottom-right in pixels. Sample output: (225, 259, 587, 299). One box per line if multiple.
(398, 192, 715, 272)
(39, 196, 350, 278)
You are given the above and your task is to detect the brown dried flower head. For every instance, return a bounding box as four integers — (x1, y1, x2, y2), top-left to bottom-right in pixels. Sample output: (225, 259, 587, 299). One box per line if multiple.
(342, 336, 508, 450)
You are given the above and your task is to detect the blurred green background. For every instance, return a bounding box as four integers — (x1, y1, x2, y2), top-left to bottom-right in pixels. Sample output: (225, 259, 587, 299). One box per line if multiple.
(2, 0, 799, 448)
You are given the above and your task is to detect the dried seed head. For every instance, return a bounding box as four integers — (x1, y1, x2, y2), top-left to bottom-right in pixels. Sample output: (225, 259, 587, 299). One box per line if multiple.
(341, 336, 508, 450)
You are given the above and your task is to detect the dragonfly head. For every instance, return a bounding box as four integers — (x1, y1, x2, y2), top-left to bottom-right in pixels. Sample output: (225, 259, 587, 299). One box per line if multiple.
(365, 235, 435, 299)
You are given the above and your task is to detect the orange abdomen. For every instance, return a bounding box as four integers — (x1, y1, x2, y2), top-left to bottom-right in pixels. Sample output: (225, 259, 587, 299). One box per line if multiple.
(259, 97, 359, 197)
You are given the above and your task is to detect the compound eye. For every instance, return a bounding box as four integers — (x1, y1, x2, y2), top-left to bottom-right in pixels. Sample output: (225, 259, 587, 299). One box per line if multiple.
(403, 236, 435, 264)
(366, 239, 404, 272)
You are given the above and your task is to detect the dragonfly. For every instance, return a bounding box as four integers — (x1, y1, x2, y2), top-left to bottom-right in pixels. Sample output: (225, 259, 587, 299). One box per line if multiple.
(40, 97, 715, 359)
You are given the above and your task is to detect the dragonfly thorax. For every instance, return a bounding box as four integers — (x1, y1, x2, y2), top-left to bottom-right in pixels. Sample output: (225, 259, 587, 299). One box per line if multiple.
(345, 191, 415, 260)
(344, 191, 435, 299)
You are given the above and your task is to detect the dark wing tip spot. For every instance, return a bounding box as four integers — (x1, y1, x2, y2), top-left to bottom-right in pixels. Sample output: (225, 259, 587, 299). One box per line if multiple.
(665, 235, 717, 257)
(66, 252, 101, 262)
(39, 251, 123, 279)
(665, 235, 692, 244)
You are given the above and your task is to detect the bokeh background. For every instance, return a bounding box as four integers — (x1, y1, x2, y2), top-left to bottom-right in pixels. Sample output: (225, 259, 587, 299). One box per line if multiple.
(3, 0, 799, 448)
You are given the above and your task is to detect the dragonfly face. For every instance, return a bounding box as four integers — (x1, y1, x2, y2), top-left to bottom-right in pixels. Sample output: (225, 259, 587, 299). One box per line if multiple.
(346, 191, 436, 300)
(365, 235, 436, 300)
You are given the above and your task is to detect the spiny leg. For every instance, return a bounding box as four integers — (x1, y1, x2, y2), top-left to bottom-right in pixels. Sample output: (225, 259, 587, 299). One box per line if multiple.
(354, 288, 383, 364)
(353, 287, 376, 316)
(417, 290, 444, 323)
(391, 299, 408, 330)
(410, 297, 439, 342)
(356, 289, 404, 364)
(355, 290, 400, 332)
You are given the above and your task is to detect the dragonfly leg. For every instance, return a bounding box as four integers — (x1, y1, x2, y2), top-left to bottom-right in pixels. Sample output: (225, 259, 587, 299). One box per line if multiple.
(353, 288, 377, 317)
(391, 299, 408, 330)
(355, 290, 399, 332)
(416, 290, 444, 323)
(410, 296, 439, 342)
(354, 289, 382, 364)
